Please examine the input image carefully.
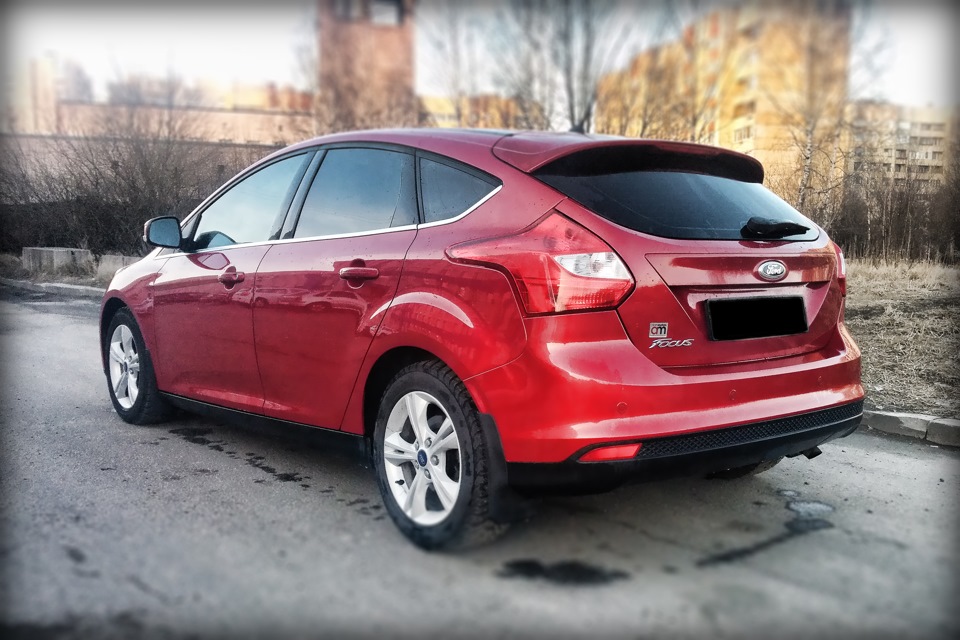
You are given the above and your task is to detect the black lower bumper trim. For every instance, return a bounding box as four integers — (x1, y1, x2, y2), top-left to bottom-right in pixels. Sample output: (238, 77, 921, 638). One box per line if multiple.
(507, 400, 863, 494)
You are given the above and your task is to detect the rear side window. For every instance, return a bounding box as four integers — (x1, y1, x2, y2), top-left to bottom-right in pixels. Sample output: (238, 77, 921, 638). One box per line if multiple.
(420, 158, 499, 223)
(536, 159, 818, 241)
(294, 148, 417, 238)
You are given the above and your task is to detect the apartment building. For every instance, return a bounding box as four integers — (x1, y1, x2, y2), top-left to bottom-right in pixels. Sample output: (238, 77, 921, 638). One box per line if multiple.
(847, 100, 957, 190)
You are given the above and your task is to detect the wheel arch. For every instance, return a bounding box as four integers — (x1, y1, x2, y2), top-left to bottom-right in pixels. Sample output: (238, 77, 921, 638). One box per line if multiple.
(99, 296, 128, 371)
(361, 346, 444, 440)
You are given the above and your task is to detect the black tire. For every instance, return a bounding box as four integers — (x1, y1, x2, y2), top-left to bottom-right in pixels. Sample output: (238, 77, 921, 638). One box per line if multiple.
(103, 308, 171, 425)
(372, 360, 508, 550)
(708, 457, 783, 480)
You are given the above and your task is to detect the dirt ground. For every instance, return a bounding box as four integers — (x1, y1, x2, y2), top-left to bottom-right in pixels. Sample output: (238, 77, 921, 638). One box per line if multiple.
(844, 259, 960, 417)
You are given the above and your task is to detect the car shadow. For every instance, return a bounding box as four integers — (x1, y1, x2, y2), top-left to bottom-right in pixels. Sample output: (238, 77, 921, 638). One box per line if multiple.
(153, 409, 834, 579)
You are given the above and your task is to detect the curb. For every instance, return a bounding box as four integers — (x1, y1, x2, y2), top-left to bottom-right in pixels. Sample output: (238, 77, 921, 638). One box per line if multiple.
(0, 277, 105, 300)
(861, 409, 960, 447)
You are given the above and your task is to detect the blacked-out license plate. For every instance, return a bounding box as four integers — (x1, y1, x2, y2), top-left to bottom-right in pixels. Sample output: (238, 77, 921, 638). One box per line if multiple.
(706, 296, 808, 341)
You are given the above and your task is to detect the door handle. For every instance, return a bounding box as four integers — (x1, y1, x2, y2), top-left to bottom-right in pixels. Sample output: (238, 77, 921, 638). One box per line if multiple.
(339, 267, 380, 280)
(218, 268, 245, 286)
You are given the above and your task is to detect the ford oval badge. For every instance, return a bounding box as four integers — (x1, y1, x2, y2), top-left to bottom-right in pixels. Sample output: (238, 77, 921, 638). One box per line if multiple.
(757, 260, 787, 281)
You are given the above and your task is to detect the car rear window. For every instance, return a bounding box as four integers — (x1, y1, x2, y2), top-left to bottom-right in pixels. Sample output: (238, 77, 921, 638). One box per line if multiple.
(535, 154, 818, 241)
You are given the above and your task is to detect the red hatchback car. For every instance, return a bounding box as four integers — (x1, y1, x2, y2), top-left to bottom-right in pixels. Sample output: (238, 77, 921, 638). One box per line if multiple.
(100, 129, 863, 548)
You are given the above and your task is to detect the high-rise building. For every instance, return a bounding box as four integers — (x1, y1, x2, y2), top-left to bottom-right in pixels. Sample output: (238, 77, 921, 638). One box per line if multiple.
(846, 101, 958, 191)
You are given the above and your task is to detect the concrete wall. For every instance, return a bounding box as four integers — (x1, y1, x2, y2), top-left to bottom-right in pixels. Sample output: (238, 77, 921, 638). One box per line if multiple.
(21, 247, 94, 273)
(21, 247, 140, 280)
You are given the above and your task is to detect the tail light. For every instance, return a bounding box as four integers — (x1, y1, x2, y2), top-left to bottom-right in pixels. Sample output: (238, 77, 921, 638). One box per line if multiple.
(831, 242, 847, 323)
(832, 242, 847, 297)
(446, 212, 634, 315)
(579, 442, 642, 462)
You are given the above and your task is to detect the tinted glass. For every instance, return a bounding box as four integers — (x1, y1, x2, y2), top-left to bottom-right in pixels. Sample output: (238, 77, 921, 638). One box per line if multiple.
(536, 170, 818, 241)
(294, 148, 416, 238)
(420, 158, 498, 223)
(192, 154, 307, 250)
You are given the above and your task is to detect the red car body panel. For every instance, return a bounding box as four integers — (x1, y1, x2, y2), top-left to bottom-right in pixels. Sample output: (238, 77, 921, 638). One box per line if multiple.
(253, 229, 417, 428)
(101, 128, 864, 477)
(100, 255, 166, 354)
(337, 248, 529, 436)
(464, 312, 861, 463)
(152, 246, 270, 413)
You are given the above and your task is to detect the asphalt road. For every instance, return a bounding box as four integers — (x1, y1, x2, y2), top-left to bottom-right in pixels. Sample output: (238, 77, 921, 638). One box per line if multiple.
(1, 287, 957, 640)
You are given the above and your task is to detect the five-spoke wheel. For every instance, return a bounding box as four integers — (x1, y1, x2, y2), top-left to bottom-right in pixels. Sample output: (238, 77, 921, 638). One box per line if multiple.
(103, 308, 170, 424)
(382, 390, 462, 527)
(373, 360, 507, 549)
(108, 324, 141, 410)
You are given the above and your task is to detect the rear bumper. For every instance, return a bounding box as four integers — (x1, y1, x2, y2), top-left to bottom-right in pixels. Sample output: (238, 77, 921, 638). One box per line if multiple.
(505, 400, 862, 493)
(464, 310, 863, 464)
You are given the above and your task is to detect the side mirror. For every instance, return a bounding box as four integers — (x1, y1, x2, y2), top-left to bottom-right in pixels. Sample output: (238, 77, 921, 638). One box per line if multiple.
(144, 216, 182, 249)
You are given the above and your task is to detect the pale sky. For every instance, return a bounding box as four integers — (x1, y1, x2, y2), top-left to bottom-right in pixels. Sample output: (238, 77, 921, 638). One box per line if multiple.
(2, 0, 956, 108)
(854, 0, 957, 107)
(2, 1, 316, 95)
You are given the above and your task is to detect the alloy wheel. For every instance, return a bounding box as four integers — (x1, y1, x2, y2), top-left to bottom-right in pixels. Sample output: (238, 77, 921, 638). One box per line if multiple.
(382, 391, 462, 527)
(108, 324, 140, 410)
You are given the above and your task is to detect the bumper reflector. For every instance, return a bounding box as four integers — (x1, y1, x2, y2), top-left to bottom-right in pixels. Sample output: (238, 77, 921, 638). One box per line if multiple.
(579, 443, 642, 462)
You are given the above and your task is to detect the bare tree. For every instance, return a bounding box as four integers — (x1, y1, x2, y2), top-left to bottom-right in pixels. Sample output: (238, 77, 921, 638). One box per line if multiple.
(831, 100, 959, 263)
(485, 0, 641, 132)
(485, 0, 559, 129)
(760, 0, 853, 223)
(595, 39, 676, 138)
(419, 0, 483, 127)
(594, 1, 739, 142)
(1, 74, 263, 256)
(657, 0, 741, 143)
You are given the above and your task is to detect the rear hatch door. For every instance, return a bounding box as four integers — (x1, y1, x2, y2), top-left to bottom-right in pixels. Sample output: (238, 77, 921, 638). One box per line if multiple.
(531, 143, 841, 369)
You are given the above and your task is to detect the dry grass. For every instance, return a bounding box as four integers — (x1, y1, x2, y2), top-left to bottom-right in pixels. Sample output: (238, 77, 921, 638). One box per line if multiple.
(0, 253, 30, 279)
(845, 259, 960, 416)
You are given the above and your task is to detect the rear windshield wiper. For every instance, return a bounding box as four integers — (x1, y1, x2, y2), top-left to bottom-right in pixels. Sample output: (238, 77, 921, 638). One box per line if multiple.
(740, 216, 810, 239)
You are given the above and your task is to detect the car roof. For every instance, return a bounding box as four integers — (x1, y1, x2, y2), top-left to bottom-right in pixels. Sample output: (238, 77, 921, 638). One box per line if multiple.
(276, 128, 764, 182)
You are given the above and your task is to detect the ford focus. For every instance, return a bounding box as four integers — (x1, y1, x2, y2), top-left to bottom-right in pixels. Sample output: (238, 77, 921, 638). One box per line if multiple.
(100, 129, 863, 548)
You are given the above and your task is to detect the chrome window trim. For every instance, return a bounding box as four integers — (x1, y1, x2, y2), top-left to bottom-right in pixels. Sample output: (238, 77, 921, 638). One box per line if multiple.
(156, 184, 503, 260)
(157, 224, 418, 259)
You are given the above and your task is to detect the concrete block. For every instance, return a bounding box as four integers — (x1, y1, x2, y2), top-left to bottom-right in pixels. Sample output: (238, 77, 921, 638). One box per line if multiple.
(96, 254, 141, 281)
(926, 418, 960, 448)
(862, 410, 936, 439)
(21, 247, 94, 273)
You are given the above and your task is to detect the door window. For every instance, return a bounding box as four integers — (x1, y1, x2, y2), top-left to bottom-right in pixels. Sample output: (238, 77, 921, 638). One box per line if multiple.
(294, 148, 417, 238)
(419, 158, 499, 223)
(191, 153, 308, 250)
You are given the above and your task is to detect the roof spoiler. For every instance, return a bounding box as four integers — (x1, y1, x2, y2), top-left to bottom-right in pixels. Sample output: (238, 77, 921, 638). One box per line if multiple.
(492, 134, 764, 183)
